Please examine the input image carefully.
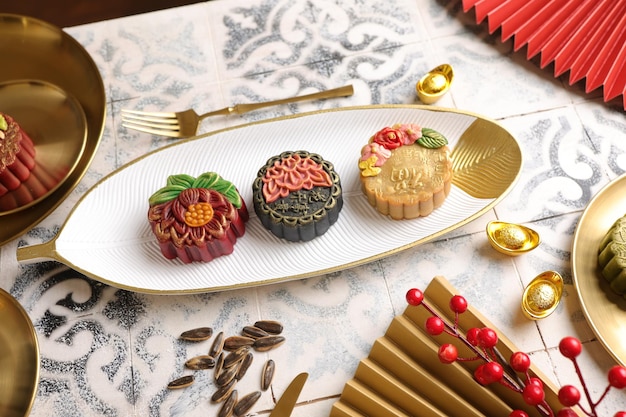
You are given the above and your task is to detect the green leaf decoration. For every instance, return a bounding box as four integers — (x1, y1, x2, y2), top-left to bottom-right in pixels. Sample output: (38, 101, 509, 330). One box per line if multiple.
(417, 127, 448, 148)
(148, 184, 187, 206)
(148, 172, 242, 208)
(166, 174, 195, 188)
(194, 172, 242, 208)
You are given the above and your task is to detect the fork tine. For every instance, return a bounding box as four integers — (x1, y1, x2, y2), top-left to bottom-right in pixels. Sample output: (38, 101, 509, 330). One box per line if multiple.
(121, 108, 178, 118)
(122, 122, 183, 138)
(122, 113, 179, 125)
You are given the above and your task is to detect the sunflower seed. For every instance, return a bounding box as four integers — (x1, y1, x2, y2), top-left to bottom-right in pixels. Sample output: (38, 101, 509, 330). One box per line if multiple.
(224, 336, 255, 351)
(179, 327, 213, 341)
(236, 352, 253, 380)
(216, 362, 239, 387)
(167, 375, 194, 389)
(234, 391, 261, 416)
(209, 331, 225, 357)
(224, 346, 250, 368)
(241, 325, 269, 339)
(253, 320, 283, 335)
(253, 335, 286, 352)
(214, 352, 225, 381)
(261, 359, 275, 391)
(218, 389, 238, 417)
(184, 355, 215, 370)
(211, 378, 236, 403)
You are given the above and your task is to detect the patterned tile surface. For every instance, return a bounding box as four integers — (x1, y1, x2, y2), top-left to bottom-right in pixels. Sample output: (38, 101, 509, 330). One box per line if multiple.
(1, 0, 625, 416)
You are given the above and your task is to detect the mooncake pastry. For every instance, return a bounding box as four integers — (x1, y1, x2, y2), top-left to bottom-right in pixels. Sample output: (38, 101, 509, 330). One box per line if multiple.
(148, 172, 248, 263)
(598, 213, 626, 297)
(252, 150, 343, 242)
(358, 123, 453, 220)
(0, 112, 36, 197)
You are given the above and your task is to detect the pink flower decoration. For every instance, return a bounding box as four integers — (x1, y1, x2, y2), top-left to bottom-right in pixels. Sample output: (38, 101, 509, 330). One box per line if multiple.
(396, 123, 422, 145)
(360, 142, 391, 166)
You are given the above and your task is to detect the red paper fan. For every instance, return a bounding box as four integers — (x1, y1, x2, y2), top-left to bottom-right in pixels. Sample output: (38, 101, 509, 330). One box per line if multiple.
(462, 0, 626, 110)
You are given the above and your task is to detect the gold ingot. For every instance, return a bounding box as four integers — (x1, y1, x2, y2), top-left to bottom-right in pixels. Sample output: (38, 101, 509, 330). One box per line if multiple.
(416, 64, 454, 104)
(521, 271, 564, 320)
(486, 221, 540, 256)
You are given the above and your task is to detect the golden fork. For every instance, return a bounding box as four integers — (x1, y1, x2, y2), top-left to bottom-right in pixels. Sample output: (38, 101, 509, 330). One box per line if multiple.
(121, 84, 354, 138)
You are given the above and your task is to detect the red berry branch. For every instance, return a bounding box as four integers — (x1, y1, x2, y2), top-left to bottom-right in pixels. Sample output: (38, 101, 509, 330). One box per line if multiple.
(406, 288, 626, 417)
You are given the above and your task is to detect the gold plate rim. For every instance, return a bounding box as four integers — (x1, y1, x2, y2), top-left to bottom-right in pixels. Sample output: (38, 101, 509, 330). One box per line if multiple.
(0, 79, 88, 215)
(0, 13, 106, 245)
(0, 287, 40, 417)
(572, 173, 626, 367)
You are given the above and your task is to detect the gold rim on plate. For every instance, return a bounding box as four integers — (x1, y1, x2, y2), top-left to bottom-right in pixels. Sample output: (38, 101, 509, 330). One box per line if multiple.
(0, 14, 106, 245)
(0, 287, 39, 417)
(0, 80, 88, 215)
(572, 173, 626, 367)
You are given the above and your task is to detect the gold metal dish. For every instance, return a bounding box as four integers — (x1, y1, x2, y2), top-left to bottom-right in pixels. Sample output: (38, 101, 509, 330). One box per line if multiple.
(0, 80, 87, 214)
(521, 271, 563, 320)
(0, 14, 106, 245)
(486, 221, 540, 256)
(0, 287, 39, 417)
(572, 173, 626, 367)
(416, 64, 454, 104)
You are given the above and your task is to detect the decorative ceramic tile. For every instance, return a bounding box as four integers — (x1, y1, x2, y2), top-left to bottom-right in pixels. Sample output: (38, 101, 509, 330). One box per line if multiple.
(497, 106, 611, 223)
(207, 0, 427, 82)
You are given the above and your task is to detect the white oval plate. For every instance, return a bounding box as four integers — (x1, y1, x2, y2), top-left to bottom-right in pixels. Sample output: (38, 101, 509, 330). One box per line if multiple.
(17, 105, 522, 294)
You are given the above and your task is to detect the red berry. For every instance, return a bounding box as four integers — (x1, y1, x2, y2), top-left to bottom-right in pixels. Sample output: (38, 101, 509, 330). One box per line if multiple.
(527, 377, 543, 388)
(558, 385, 580, 407)
(559, 337, 582, 359)
(474, 362, 504, 385)
(438, 343, 458, 364)
(608, 365, 626, 389)
(510, 352, 531, 373)
(466, 327, 481, 346)
(425, 316, 445, 335)
(450, 295, 468, 313)
(482, 361, 504, 383)
(474, 364, 489, 385)
(406, 288, 424, 306)
(522, 383, 545, 406)
(477, 327, 498, 348)
(509, 411, 529, 417)
(614, 412, 626, 417)
(557, 409, 579, 417)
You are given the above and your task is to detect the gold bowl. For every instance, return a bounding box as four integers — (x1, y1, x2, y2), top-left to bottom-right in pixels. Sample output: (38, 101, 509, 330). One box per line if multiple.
(0, 80, 87, 214)
(0, 287, 39, 416)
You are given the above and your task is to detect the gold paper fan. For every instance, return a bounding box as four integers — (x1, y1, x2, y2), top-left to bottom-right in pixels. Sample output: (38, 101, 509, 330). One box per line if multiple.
(462, 0, 626, 110)
(330, 276, 584, 416)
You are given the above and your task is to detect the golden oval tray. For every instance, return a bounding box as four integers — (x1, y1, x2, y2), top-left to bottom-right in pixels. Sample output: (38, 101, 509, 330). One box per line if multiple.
(0, 14, 106, 245)
(572, 173, 626, 367)
(0, 287, 39, 417)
